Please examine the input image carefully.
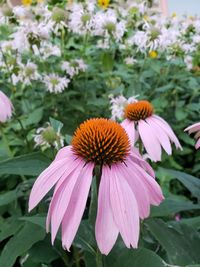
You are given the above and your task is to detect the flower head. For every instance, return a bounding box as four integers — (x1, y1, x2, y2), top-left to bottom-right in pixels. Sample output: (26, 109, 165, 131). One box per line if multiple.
(43, 74, 70, 93)
(121, 100, 182, 161)
(149, 50, 158, 59)
(29, 118, 164, 255)
(0, 91, 13, 123)
(185, 122, 200, 149)
(98, 0, 110, 9)
(22, 0, 32, 6)
(110, 95, 138, 121)
(34, 122, 64, 150)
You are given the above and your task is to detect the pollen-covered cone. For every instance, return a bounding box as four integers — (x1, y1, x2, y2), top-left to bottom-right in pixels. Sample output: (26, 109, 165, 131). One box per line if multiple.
(0, 90, 13, 123)
(121, 100, 182, 162)
(185, 122, 200, 149)
(28, 118, 164, 255)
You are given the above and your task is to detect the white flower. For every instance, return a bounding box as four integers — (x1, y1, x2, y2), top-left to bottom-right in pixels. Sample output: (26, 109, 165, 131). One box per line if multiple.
(40, 43, 61, 59)
(61, 59, 87, 77)
(34, 122, 64, 150)
(184, 55, 193, 70)
(92, 9, 126, 41)
(68, 3, 93, 35)
(43, 74, 70, 93)
(110, 95, 138, 121)
(11, 62, 41, 85)
(124, 56, 137, 65)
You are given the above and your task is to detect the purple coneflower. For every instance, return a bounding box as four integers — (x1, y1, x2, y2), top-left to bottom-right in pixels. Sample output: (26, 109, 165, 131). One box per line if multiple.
(29, 118, 164, 255)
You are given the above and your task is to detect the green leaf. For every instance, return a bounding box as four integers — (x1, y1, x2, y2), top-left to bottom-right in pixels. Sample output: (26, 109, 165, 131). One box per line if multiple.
(20, 215, 46, 229)
(0, 218, 23, 241)
(106, 247, 167, 267)
(0, 222, 46, 267)
(146, 219, 200, 265)
(160, 169, 200, 200)
(74, 220, 96, 255)
(0, 189, 23, 206)
(22, 108, 43, 127)
(151, 198, 200, 217)
(0, 153, 51, 176)
(49, 117, 63, 132)
(21, 216, 97, 255)
(178, 216, 200, 230)
(101, 52, 114, 72)
(28, 237, 59, 263)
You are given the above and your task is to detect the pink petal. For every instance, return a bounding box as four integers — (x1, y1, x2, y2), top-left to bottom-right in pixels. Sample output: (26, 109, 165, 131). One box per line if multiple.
(121, 119, 136, 146)
(62, 162, 94, 251)
(195, 138, 200, 149)
(138, 120, 162, 162)
(117, 161, 150, 219)
(95, 166, 119, 255)
(129, 149, 155, 178)
(0, 91, 13, 122)
(185, 122, 200, 133)
(152, 115, 182, 149)
(146, 117, 172, 155)
(109, 165, 139, 248)
(54, 146, 73, 161)
(29, 154, 80, 211)
(133, 163, 164, 206)
(46, 160, 85, 243)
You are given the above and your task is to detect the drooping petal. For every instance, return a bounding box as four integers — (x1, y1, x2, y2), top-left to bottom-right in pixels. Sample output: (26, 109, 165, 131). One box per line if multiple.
(95, 166, 119, 255)
(129, 148, 155, 178)
(0, 91, 13, 122)
(121, 119, 136, 146)
(29, 153, 80, 211)
(133, 163, 164, 205)
(185, 122, 200, 134)
(46, 159, 85, 243)
(195, 138, 200, 149)
(54, 145, 73, 161)
(138, 120, 162, 161)
(62, 162, 94, 251)
(109, 165, 139, 248)
(152, 115, 182, 149)
(146, 117, 172, 155)
(117, 161, 150, 219)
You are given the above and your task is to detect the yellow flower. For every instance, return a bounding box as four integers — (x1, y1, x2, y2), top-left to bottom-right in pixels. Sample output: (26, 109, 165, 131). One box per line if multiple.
(98, 0, 110, 9)
(149, 51, 158, 59)
(172, 12, 177, 18)
(22, 0, 32, 6)
(143, 15, 149, 21)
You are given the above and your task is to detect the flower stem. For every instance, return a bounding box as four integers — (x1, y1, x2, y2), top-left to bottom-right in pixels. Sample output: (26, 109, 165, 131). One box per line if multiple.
(0, 125, 13, 158)
(96, 248, 103, 267)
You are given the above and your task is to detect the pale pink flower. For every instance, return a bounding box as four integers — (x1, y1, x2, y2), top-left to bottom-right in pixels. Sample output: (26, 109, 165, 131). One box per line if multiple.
(121, 100, 182, 162)
(0, 91, 13, 123)
(29, 118, 164, 255)
(185, 122, 200, 149)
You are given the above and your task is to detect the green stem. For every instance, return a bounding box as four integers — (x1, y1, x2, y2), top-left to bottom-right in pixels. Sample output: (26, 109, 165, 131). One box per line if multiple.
(0, 125, 13, 157)
(96, 248, 103, 267)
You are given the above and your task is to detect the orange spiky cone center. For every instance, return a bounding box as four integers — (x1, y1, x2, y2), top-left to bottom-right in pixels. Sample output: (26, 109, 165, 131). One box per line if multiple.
(72, 118, 130, 166)
(125, 100, 154, 121)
